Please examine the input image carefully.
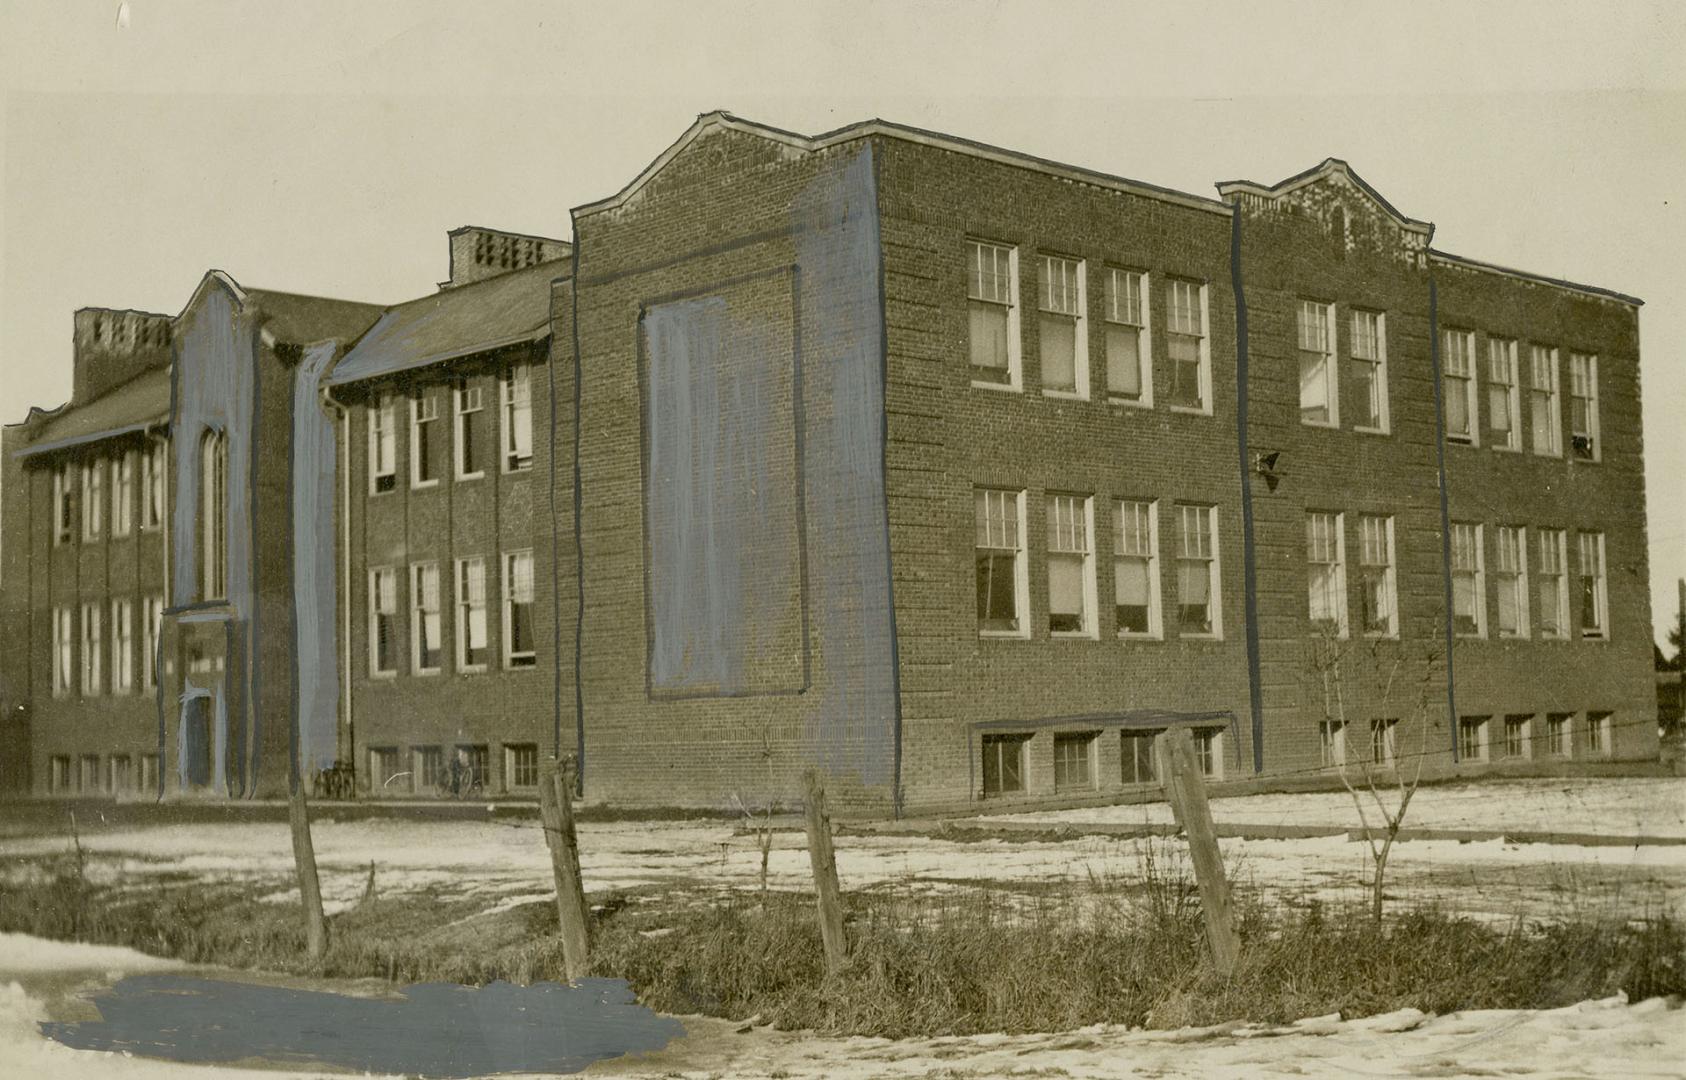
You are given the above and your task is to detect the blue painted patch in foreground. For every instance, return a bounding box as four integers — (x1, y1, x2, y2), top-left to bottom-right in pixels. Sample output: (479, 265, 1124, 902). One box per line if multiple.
(40, 974, 685, 1077)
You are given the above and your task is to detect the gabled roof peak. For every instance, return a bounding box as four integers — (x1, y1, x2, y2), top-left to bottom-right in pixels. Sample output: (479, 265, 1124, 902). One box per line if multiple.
(1216, 159, 1434, 240)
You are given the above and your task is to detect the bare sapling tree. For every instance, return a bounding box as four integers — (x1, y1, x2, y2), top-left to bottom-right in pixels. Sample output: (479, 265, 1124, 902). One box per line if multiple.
(1305, 627, 1445, 926)
(728, 715, 782, 902)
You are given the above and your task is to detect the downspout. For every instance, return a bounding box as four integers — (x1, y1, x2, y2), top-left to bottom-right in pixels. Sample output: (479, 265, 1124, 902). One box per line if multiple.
(320, 383, 354, 778)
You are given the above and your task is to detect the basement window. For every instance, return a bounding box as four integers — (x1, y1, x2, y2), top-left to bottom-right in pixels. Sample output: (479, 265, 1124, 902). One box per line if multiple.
(1583, 711, 1612, 758)
(1121, 731, 1159, 785)
(980, 734, 1029, 797)
(1546, 713, 1573, 758)
(1053, 733, 1096, 792)
(1503, 715, 1532, 759)
(505, 744, 539, 790)
(1458, 717, 1490, 763)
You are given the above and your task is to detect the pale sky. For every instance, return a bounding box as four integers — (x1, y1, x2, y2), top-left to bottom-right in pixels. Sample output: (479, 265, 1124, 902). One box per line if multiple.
(2, 0, 1683, 648)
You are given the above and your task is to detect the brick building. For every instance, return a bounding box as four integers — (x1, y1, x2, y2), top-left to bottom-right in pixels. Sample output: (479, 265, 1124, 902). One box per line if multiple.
(0, 113, 1658, 813)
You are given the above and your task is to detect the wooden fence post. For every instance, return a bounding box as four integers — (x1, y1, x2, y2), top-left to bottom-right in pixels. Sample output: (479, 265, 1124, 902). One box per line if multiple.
(802, 768, 848, 976)
(288, 784, 327, 963)
(1155, 728, 1239, 978)
(539, 755, 591, 981)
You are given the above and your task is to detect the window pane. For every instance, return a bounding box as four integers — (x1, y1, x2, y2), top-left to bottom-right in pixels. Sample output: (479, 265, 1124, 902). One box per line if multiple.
(969, 303, 1010, 374)
(1105, 325, 1141, 398)
(1167, 336, 1201, 408)
(1040, 314, 1076, 391)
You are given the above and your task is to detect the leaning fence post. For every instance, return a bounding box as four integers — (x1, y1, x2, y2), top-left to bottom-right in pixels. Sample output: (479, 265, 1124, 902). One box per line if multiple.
(1156, 728, 1239, 978)
(802, 768, 848, 976)
(288, 782, 328, 963)
(539, 755, 591, 980)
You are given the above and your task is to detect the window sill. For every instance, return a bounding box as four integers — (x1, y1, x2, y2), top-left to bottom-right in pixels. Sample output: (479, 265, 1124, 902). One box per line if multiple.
(414, 667, 442, 677)
(411, 479, 441, 491)
(456, 471, 485, 482)
(457, 664, 488, 675)
(1166, 404, 1211, 417)
(1490, 444, 1523, 454)
(371, 670, 398, 680)
(1050, 631, 1099, 641)
(970, 378, 1022, 394)
(1454, 633, 1487, 641)
(979, 631, 1030, 641)
(1178, 633, 1224, 643)
(1107, 396, 1153, 409)
(1041, 389, 1087, 402)
(1532, 449, 1563, 460)
(1118, 632, 1163, 642)
(1353, 425, 1390, 437)
(1299, 419, 1340, 430)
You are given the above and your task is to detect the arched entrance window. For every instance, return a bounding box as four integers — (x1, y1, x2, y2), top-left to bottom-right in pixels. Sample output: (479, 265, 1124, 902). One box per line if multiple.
(199, 429, 227, 601)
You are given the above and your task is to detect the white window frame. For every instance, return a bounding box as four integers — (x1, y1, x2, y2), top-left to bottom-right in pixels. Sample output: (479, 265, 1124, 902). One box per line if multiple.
(1529, 345, 1562, 457)
(502, 365, 534, 473)
(368, 392, 397, 494)
(1045, 493, 1097, 638)
(1459, 716, 1490, 763)
(1037, 254, 1088, 400)
(409, 392, 442, 489)
(411, 561, 442, 675)
(141, 595, 163, 690)
(453, 379, 486, 480)
(502, 549, 537, 668)
(1195, 729, 1223, 779)
(1103, 267, 1151, 407)
(1583, 711, 1612, 758)
(1442, 329, 1479, 446)
(1165, 278, 1211, 415)
(1569, 352, 1600, 462)
(967, 239, 1022, 391)
(81, 457, 103, 541)
(1306, 510, 1348, 638)
(1537, 528, 1570, 639)
(53, 463, 75, 546)
(976, 488, 1030, 639)
(1547, 713, 1574, 758)
(369, 566, 398, 677)
(111, 598, 134, 694)
(52, 606, 74, 697)
(1450, 521, 1486, 638)
(1503, 715, 1533, 760)
(504, 743, 541, 791)
(1174, 504, 1222, 639)
(1319, 719, 1347, 769)
(1577, 531, 1608, 640)
(1297, 299, 1339, 428)
(1486, 337, 1521, 451)
(1370, 718, 1398, 766)
(1052, 732, 1098, 792)
(112, 450, 135, 537)
(1351, 310, 1389, 434)
(1113, 498, 1161, 640)
(141, 441, 167, 530)
(80, 601, 102, 696)
(1357, 514, 1398, 638)
(455, 556, 489, 672)
(1494, 525, 1531, 639)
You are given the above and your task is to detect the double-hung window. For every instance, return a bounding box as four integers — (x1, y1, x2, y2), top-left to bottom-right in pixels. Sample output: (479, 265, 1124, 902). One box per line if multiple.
(1529, 345, 1561, 456)
(141, 441, 166, 530)
(1175, 504, 1219, 637)
(1486, 337, 1520, 450)
(1442, 330, 1478, 444)
(1298, 300, 1337, 426)
(111, 598, 133, 694)
(81, 458, 103, 541)
(1122, 731, 1159, 784)
(1113, 498, 1159, 638)
(975, 488, 1027, 636)
(141, 596, 163, 690)
(1583, 711, 1612, 757)
(1165, 279, 1209, 412)
(980, 733, 1028, 797)
(456, 556, 489, 670)
(503, 550, 536, 667)
(1494, 525, 1530, 638)
(1319, 719, 1347, 769)
(1450, 522, 1485, 637)
(1546, 713, 1573, 757)
(1459, 717, 1490, 763)
(967, 240, 1019, 388)
(369, 567, 398, 676)
(1104, 268, 1149, 404)
(1351, 310, 1388, 432)
(199, 432, 227, 601)
(1306, 511, 1347, 636)
(505, 744, 540, 790)
(1038, 255, 1086, 397)
(411, 392, 442, 487)
(1053, 733, 1096, 792)
(80, 601, 102, 696)
(1357, 514, 1397, 637)
(411, 562, 442, 674)
(53, 463, 75, 546)
(454, 380, 485, 479)
(1504, 715, 1532, 759)
(1046, 494, 1095, 636)
(369, 393, 397, 493)
(1536, 529, 1569, 639)
(1577, 531, 1607, 639)
(1371, 718, 1398, 766)
(502, 366, 533, 472)
(52, 606, 74, 697)
(1569, 353, 1599, 461)
(112, 451, 134, 537)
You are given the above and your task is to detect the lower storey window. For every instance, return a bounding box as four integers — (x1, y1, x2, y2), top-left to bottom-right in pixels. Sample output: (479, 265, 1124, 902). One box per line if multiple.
(1122, 731, 1159, 785)
(139, 754, 159, 792)
(1546, 713, 1573, 758)
(1459, 717, 1490, 763)
(1194, 729, 1221, 779)
(505, 743, 540, 789)
(1503, 715, 1533, 759)
(1370, 718, 1398, 765)
(369, 747, 402, 793)
(49, 755, 71, 793)
(108, 755, 132, 793)
(454, 744, 490, 789)
(981, 734, 1029, 797)
(78, 754, 100, 792)
(1583, 711, 1612, 758)
(414, 746, 444, 792)
(1319, 719, 1347, 768)
(1052, 732, 1096, 792)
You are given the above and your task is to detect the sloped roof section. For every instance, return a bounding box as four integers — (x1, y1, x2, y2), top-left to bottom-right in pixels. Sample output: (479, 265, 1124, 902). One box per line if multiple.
(243, 288, 387, 346)
(328, 259, 567, 386)
(14, 365, 172, 458)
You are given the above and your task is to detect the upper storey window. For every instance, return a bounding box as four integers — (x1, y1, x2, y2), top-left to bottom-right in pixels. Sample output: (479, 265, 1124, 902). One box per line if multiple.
(80, 458, 103, 542)
(141, 441, 166, 529)
(1104, 269, 1150, 405)
(1038, 255, 1086, 398)
(1297, 300, 1337, 427)
(967, 240, 1020, 390)
(1350, 310, 1388, 433)
(52, 463, 74, 546)
(1442, 330, 1478, 445)
(369, 393, 397, 493)
(1569, 353, 1600, 461)
(411, 391, 442, 488)
(1487, 338, 1520, 450)
(502, 365, 533, 472)
(1165, 279, 1209, 413)
(1529, 346, 1562, 456)
(975, 487, 1027, 637)
(454, 380, 485, 479)
(199, 430, 227, 602)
